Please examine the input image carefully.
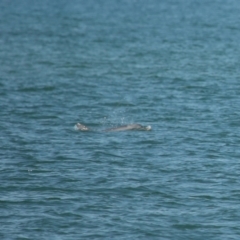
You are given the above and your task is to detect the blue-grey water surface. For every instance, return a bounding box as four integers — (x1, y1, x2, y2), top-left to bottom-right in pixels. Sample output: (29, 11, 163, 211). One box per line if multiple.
(1, 0, 240, 239)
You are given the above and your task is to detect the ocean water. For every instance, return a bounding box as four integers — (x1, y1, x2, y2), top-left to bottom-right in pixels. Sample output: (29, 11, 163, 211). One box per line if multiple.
(1, 0, 240, 239)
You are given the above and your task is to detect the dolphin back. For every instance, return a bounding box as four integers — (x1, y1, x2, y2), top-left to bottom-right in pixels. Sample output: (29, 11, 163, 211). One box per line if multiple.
(75, 122, 151, 132)
(104, 124, 151, 132)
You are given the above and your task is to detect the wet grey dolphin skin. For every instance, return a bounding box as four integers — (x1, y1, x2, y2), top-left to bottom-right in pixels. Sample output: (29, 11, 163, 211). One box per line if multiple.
(104, 123, 151, 132)
(75, 123, 151, 132)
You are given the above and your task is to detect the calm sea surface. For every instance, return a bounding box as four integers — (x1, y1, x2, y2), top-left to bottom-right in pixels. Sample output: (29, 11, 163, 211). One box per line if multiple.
(1, 0, 240, 239)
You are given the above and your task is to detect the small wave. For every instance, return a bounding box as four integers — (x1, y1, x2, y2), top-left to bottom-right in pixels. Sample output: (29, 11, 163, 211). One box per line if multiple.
(19, 86, 55, 92)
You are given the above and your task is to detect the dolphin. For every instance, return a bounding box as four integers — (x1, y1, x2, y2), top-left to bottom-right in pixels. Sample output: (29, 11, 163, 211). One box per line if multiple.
(104, 123, 151, 132)
(74, 123, 151, 132)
